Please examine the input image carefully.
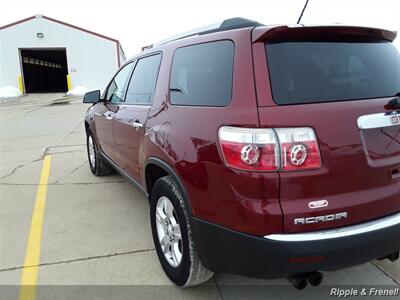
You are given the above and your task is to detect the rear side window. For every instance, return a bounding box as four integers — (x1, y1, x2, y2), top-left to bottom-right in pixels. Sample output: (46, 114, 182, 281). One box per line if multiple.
(266, 41, 400, 105)
(125, 54, 162, 105)
(170, 40, 234, 106)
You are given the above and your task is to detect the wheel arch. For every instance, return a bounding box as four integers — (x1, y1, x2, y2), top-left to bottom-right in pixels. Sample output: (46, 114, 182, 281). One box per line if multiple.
(84, 118, 102, 152)
(145, 157, 193, 215)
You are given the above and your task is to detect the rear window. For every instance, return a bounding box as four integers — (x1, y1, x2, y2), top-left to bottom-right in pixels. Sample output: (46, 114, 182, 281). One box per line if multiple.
(266, 41, 400, 105)
(170, 40, 234, 106)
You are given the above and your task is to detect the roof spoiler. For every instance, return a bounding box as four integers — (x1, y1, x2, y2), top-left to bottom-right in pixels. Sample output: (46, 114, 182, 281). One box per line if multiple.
(252, 25, 397, 43)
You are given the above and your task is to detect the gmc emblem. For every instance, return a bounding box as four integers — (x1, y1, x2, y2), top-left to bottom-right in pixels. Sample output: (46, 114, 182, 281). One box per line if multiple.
(294, 212, 348, 225)
(308, 199, 328, 209)
(390, 115, 400, 125)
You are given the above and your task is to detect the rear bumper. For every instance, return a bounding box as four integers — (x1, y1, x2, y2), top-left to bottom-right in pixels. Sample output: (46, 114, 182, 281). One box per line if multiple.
(190, 212, 400, 278)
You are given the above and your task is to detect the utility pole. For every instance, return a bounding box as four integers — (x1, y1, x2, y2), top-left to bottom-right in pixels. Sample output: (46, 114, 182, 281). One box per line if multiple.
(297, 0, 310, 24)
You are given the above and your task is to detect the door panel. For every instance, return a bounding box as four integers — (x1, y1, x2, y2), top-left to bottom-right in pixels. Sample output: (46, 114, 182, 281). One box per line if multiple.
(96, 62, 134, 165)
(113, 105, 150, 182)
(93, 103, 116, 159)
(112, 54, 162, 183)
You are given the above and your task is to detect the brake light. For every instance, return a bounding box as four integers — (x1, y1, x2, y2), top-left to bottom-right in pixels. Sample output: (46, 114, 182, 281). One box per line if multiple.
(218, 127, 321, 172)
(218, 127, 279, 171)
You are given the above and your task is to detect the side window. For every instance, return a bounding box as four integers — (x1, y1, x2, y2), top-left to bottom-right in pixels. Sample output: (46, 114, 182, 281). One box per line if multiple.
(170, 40, 234, 106)
(125, 54, 162, 104)
(106, 62, 133, 103)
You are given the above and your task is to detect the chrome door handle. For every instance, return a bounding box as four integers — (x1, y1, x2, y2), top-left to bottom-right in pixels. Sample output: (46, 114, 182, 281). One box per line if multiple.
(131, 121, 143, 130)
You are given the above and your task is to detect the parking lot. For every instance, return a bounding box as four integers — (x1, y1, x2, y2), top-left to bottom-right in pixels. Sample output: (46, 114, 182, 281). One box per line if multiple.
(0, 94, 399, 299)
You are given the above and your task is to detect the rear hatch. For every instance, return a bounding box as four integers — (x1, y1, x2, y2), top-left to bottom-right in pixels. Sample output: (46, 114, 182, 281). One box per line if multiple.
(253, 26, 400, 233)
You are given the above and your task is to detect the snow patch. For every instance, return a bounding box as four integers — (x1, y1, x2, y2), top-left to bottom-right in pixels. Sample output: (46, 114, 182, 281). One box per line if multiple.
(0, 86, 21, 99)
(66, 86, 92, 97)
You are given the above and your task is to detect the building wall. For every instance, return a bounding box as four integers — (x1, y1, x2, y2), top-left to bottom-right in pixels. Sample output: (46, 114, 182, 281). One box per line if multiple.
(0, 29, 4, 89)
(0, 15, 121, 92)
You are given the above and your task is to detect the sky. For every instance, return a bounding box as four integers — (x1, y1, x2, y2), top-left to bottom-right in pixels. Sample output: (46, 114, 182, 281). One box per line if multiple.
(1, 0, 400, 57)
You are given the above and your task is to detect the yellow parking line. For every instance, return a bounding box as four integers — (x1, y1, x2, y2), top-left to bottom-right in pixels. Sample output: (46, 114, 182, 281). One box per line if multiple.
(19, 155, 52, 300)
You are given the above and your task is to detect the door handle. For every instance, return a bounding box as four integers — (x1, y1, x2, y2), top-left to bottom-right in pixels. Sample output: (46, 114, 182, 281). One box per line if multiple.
(131, 121, 143, 130)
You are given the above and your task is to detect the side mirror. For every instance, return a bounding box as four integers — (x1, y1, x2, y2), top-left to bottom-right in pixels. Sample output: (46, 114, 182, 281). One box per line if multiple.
(83, 90, 101, 103)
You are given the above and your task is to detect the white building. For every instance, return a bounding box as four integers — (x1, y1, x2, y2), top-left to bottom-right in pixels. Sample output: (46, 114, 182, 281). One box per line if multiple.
(0, 14, 125, 94)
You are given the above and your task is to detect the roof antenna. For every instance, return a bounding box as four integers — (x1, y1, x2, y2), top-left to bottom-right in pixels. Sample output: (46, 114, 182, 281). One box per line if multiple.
(297, 0, 309, 24)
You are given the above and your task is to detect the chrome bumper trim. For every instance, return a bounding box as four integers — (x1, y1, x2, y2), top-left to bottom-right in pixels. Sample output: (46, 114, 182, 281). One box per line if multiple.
(264, 212, 400, 242)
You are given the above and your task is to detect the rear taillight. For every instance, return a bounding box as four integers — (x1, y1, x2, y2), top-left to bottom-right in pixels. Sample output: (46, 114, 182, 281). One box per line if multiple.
(218, 127, 279, 171)
(218, 126, 321, 172)
(275, 128, 322, 171)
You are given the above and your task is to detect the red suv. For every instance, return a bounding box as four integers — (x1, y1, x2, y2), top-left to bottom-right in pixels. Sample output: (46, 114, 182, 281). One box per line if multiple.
(83, 18, 400, 289)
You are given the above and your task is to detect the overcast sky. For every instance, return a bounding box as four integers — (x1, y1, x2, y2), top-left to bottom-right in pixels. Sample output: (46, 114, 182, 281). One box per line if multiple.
(1, 0, 399, 56)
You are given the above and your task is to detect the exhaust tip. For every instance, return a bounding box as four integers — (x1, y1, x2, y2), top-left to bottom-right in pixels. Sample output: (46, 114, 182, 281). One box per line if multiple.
(287, 275, 308, 290)
(308, 271, 323, 287)
(288, 271, 324, 289)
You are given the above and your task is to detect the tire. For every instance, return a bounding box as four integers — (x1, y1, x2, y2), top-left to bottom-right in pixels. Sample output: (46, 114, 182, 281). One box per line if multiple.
(150, 175, 214, 287)
(86, 131, 113, 176)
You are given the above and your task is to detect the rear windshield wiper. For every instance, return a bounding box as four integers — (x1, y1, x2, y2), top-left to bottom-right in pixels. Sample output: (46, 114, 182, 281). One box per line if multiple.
(386, 93, 400, 109)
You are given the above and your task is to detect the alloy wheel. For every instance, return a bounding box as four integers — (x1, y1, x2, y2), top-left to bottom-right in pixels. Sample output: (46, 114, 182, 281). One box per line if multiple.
(88, 135, 96, 168)
(155, 196, 183, 267)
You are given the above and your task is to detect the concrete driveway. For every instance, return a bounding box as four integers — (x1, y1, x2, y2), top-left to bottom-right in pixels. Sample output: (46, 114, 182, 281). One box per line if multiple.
(0, 94, 399, 300)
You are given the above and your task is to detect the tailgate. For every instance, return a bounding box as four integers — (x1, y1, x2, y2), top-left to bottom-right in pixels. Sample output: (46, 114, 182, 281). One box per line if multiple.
(252, 27, 400, 233)
(258, 101, 400, 233)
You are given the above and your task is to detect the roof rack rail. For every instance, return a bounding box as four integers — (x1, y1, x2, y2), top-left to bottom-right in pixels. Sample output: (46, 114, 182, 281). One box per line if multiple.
(201, 17, 263, 35)
(141, 44, 153, 51)
(152, 17, 263, 47)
